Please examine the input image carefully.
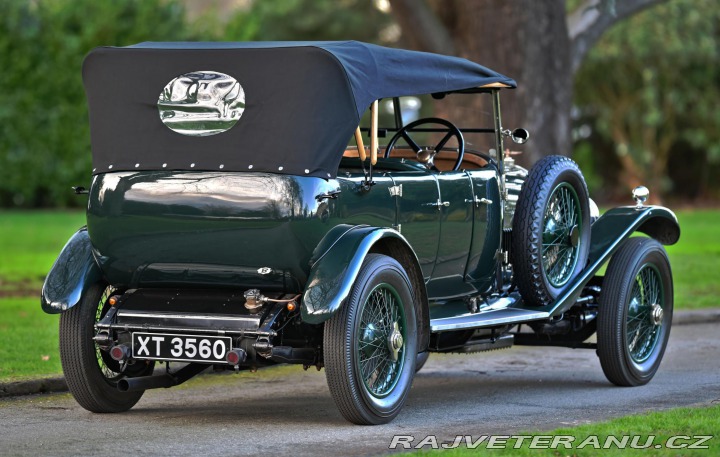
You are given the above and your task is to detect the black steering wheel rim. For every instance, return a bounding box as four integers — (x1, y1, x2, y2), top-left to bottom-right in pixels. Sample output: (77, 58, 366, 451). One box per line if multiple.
(384, 117, 465, 171)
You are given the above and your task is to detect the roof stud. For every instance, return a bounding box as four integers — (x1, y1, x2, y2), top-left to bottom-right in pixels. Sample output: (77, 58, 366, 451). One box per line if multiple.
(248, 165, 254, 169)
(162, 163, 167, 168)
(219, 164, 224, 169)
(108, 165, 113, 169)
(190, 163, 195, 168)
(135, 163, 140, 168)
(278, 166, 284, 171)
(304, 169, 310, 174)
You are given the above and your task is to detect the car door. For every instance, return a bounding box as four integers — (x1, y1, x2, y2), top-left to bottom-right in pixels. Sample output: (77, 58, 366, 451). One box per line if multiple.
(425, 171, 475, 299)
(387, 169, 441, 280)
(465, 168, 502, 294)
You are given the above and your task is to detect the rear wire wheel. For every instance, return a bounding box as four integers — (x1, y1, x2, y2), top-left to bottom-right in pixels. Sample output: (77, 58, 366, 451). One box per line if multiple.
(512, 156, 591, 306)
(59, 283, 154, 413)
(324, 254, 417, 425)
(597, 238, 673, 386)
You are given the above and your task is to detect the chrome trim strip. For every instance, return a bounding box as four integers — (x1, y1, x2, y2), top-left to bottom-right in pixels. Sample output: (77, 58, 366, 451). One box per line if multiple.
(116, 311, 259, 323)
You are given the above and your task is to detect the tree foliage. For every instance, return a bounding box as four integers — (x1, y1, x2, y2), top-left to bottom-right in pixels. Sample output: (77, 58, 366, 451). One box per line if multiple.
(0, 0, 189, 207)
(574, 0, 720, 200)
(0, 0, 717, 206)
(222, 0, 394, 43)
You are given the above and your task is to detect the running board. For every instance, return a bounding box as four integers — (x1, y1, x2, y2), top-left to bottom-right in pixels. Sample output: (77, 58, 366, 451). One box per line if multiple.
(430, 307, 549, 333)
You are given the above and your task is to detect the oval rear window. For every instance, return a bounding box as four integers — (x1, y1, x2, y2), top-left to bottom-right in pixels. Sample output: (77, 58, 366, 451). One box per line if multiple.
(158, 70, 245, 137)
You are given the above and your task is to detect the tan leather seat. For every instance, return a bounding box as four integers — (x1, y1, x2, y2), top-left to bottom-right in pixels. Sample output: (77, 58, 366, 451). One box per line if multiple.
(343, 147, 487, 171)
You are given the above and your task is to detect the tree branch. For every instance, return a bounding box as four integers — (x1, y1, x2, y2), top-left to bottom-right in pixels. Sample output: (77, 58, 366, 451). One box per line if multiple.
(568, 0, 668, 74)
(388, 0, 455, 55)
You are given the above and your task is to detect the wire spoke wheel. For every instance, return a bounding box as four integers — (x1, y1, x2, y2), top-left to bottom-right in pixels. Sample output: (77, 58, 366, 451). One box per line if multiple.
(324, 254, 417, 425)
(94, 286, 124, 383)
(59, 282, 153, 413)
(625, 265, 664, 363)
(597, 238, 673, 387)
(512, 156, 590, 307)
(356, 284, 406, 398)
(542, 183, 582, 287)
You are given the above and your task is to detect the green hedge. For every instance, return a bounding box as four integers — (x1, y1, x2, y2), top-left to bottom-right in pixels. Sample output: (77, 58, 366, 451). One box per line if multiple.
(0, 0, 191, 207)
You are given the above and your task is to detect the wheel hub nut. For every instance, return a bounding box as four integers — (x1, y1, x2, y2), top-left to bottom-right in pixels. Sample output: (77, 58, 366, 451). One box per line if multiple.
(651, 303, 663, 326)
(388, 322, 404, 362)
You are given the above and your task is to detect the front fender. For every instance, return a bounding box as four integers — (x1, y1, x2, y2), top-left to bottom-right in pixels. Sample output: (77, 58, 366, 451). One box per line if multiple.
(301, 225, 416, 324)
(41, 228, 104, 314)
(546, 205, 680, 317)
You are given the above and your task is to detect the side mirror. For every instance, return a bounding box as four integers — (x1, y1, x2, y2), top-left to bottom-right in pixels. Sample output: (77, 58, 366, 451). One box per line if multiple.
(511, 128, 530, 144)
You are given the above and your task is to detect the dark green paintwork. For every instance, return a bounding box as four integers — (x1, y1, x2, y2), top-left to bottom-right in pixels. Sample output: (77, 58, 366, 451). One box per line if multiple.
(302, 227, 419, 324)
(425, 173, 475, 298)
(41, 228, 103, 314)
(81, 156, 500, 322)
(47, 153, 679, 329)
(465, 170, 502, 294)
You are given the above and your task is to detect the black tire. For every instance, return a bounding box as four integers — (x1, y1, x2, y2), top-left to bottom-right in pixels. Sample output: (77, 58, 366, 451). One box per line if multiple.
(597, 238, 673, 386)
(415, 351, 430, 373)
(512, 155, 591, 306)
(324, 254, 417, 425)
(59, 283, 153, 413)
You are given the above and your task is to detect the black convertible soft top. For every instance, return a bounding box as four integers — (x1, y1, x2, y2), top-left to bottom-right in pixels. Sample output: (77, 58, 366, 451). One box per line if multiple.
(83, 41, 516, 178)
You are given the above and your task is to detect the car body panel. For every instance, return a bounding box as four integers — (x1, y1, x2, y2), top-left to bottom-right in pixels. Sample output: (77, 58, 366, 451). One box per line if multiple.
(465, 169, 502, 294)
(425, 172, 475, 299)
(87, 171, 341, 291)
(41, 228, 103, 314)
(301, 226, 420, 324)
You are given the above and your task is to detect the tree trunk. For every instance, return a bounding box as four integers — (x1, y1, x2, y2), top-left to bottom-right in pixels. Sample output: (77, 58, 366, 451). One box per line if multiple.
(391, 0, 572, 167)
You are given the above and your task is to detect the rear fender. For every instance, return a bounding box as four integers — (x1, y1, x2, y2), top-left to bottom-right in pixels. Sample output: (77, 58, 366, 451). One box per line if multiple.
(41, 228, 104, 314)
(301, 226, 428, 344)
(546, 205, 680, 317)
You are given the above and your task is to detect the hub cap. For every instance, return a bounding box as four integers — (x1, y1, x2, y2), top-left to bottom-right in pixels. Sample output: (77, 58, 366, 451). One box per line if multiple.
(356, 283, 406, 398)
(626, 264, 664, 363)
(542, 183, 582, 287)
(388, 322, 404, 362)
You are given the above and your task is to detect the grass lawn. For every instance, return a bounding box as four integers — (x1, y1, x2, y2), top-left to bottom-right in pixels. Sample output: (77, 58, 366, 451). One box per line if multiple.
(663, 209, 720, 309)
(416, 403, 719, 456)
(0, 208, 717, 380)
(0, 297, 61, 379)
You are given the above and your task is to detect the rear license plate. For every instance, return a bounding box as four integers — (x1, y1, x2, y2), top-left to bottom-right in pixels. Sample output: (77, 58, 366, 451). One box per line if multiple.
(132, 332, 232, 363)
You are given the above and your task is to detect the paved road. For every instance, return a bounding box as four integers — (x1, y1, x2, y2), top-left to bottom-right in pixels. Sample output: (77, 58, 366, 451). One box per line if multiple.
(1, 323, 719, 457)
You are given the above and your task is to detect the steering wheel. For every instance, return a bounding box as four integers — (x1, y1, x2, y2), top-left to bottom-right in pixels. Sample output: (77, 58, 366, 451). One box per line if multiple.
(384, 117, 465, 171)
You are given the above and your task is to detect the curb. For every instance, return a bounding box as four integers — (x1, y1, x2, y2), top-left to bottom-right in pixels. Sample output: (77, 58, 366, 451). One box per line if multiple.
(0, 376, 67, 398)
(672, 308, 720, 326)
(2, 309, 719, 399)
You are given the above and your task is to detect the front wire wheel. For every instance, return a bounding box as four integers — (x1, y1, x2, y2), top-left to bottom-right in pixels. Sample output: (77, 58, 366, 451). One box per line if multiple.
(59, 283, 154, 413)
(597, 238, 673, 386)
(324, 254, 417, 425)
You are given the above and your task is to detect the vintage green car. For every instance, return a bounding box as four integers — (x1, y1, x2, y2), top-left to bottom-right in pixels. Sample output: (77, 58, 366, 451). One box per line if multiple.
(42, 41, 680, 425)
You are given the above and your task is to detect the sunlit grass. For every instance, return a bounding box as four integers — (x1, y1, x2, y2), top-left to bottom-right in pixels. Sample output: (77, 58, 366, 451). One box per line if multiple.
(0, 297, 61, 379)
(416, 403, 720, 456)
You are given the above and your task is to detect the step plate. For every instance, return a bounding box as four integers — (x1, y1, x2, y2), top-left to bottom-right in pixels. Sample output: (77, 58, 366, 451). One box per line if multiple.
(430, 307, 549, 332)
